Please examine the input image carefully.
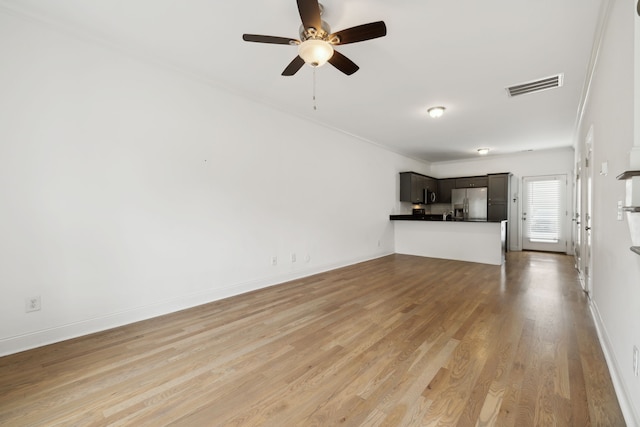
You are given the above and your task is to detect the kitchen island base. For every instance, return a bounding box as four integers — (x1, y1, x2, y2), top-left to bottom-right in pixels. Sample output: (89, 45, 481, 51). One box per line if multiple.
(393, 220, 506, 265)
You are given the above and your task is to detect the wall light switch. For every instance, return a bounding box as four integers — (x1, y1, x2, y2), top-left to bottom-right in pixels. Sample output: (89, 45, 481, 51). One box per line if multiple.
(617, 201, 624, 221)
(600, 161, 608, 176)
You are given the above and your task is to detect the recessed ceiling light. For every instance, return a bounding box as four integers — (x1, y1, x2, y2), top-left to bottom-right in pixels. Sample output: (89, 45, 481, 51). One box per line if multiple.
(427, 106, 445, 118)
(477, 148, 490, 155)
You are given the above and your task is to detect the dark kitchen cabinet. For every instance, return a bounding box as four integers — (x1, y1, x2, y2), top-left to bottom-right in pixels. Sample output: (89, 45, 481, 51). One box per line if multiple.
(424, 177, 438, 202)
(400, 172, 426, 204)
(400, 172, 509, 210)
(423, 177, 437, 191)
(455, 176, 488, 188)
(488, 173, 509, 203)
(437, 178, 456, 204)
(488, 203, 508, 222)
(488, 173, 511, 221)
(400, 172, 437, 204)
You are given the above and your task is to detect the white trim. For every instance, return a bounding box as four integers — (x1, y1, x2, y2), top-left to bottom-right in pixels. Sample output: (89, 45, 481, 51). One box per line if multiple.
(509, 174, 522, 251)
(573, 0, 614, 145)
(589, 300, 640, 427)
(0, 251, 393, 357)
(584, 126, 595, 295)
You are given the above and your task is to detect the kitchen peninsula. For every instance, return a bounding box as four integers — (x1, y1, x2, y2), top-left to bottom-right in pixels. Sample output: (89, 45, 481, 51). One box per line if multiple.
(390, 217, 507, 265)
(392, 171, 511, 266)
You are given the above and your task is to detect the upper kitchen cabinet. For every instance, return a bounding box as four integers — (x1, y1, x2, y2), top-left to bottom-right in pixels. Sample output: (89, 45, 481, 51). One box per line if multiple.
(400, 172, 437, 204)
(400, 172, 425, 204)
(423, 177, 438, 202)
(488, 173, 511, 221)
(401, 172, 509, 209)
(455, 176, 488, 188)
(437, 178, 456, 204)
(488, 173, 509, 203)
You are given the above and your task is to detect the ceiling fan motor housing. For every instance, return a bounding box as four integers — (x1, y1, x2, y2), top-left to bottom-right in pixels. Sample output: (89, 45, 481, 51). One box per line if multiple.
(299, 21, 332, 42)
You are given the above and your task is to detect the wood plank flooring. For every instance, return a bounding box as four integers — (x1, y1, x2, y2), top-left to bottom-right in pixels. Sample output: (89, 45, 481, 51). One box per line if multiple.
(0, 252, 625, 426)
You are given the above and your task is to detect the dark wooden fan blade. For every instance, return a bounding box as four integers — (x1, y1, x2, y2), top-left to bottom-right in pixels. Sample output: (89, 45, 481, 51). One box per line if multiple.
(297, 0, 322, 30)
(282, 56, 306, 76)
(328, 50, 359, 76)
(242, 34, 298, 45)
(329, 21, 387, 45)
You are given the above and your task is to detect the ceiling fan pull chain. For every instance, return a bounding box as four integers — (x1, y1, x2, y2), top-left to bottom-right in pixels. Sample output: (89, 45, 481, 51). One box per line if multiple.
(313, 68, 317, 110)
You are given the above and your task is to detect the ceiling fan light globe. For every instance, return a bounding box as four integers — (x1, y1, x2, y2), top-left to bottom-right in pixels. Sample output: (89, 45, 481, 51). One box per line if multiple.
(298, 39, 334, 67)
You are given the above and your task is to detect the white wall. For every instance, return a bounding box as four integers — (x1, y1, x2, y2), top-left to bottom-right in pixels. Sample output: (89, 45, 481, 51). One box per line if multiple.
(430, 148, 575, 251)
(0, 10, 429, 356)
(636, 0, 640, 150)
(576, 0, 640, 424)
(430, 147, 574, 179)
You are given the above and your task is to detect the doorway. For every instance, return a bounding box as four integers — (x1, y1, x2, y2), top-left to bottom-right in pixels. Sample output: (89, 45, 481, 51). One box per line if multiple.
(522, 175, 568, 253)
(582, 126, 594, 295)
(574, 161, 582, 277)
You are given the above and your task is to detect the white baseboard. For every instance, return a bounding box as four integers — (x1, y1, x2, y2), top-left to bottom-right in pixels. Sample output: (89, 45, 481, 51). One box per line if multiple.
(589, 300, 640, 427)
(0, 251, 393, 357)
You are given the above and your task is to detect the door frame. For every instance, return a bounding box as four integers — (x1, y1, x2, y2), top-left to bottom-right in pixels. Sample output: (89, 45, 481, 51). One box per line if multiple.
(573, 160, 583, 280)
(582, 125, 594, 295)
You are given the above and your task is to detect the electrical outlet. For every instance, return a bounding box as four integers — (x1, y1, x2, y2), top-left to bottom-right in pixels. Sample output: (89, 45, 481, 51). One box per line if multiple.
(271, 256, 277, 266)
(305, 254, 311, 263)
(291, 253, 296, 263)
(25, 296, 41, 313)
(633, 346, 639, 377)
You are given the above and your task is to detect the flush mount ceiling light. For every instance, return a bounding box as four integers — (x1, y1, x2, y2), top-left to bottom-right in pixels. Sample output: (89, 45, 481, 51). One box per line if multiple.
(477, 148, 490, 155)
(427, 106, 446, 118)
(298, 39, 334, 67)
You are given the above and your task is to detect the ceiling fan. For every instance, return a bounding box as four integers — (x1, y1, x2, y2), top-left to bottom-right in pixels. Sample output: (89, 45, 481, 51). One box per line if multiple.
(242, 0, 387, 76)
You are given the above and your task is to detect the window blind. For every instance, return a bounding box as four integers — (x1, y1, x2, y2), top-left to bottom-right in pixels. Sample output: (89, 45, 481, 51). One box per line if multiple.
(526, 179, 561, 242)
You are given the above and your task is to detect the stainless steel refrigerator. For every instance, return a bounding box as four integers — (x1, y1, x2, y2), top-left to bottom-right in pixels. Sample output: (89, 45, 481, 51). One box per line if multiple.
(452, 187, 488, 221)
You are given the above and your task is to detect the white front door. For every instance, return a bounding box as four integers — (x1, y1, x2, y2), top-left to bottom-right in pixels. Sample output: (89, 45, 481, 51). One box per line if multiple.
(522, 175, 567, 253)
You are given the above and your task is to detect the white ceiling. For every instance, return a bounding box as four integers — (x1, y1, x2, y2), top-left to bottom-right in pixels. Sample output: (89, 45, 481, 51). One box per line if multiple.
(1, 0, 604, 162)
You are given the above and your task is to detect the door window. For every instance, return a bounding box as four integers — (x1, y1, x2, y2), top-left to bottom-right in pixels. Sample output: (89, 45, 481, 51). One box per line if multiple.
(522, 175, 567, 252)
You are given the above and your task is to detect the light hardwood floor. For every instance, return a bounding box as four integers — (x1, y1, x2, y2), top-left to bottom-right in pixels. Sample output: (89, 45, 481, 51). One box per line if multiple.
(0, 252, 625, 426)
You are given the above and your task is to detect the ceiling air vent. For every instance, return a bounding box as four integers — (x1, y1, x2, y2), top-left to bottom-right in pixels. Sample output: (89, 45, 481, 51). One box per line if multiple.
(506, 73, 564, 97)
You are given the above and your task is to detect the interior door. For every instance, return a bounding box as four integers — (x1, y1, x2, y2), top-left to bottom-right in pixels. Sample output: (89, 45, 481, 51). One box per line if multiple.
(522, 175, 567, 252)
(583, 127, 594, 294)
(574, 161, 583, 280)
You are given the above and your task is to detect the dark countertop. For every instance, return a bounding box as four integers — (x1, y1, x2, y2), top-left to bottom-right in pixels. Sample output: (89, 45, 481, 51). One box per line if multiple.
(390, 214, 505, 223)
(390, 214, 454, 221)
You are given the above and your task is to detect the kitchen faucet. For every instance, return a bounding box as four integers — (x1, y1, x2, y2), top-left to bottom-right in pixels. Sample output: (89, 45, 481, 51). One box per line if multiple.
(443, 210, 453, 221)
